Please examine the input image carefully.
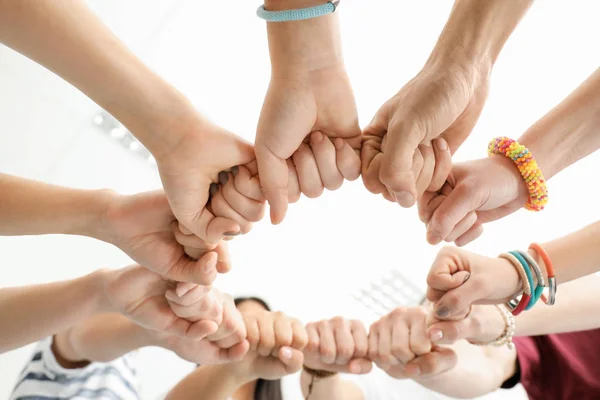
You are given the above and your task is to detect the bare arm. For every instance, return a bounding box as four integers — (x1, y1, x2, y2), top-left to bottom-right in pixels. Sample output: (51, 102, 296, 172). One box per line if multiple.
(0, 0, 190, 158)
(414, 341, 515, 399)
(0, 173, 110, 238)
(300, 372, 363, 400)
(166, 365, 245, 400)
(0, 270, 109, 353)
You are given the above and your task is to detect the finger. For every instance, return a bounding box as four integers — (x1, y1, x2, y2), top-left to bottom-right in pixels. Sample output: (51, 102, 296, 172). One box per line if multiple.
(291, 319, 308, 350)
(167, 290, 222, 323)
(171, 221, 211, 249)
(210, 189, 253, 235)
(215, 340, 250, 363)
(427, 319, 471, 345)
(334, 138, 361, 181)
(434, 276, 488, 320)
(166, 284, 212, 308)
(361, 137, 386, 195)
(332, 319, 354, 365)
(418, 191, 444, 225)
(445, 211, 478, 244)
(186, 320, 219, 340)
(287, 158, 302, 203)
(390, 319, 412, 364)
(405, 346, 457, 378)
(233, 165, 265, 202)
(255, 146, 288, 225)
(165, 251, 219, 286)
(427, 183, 481, 245)
(455, 222, 484, 247)
(258, 315, 276, 357)
(351, 320, 369, 359)
(415, 145, 434, 199)
(214, 241, 232, 274)
(196, 207, 241, 243)
(309, 132, 344, 190)
(410, 148, 424, 197)
(377, 321, 397, 365)
(274, 312, 294, 348)
(278, 346, 304, 374)
(293, 143, 324, 199)
(317, 322, 337, 365)
(222, 173, 265, 222)
(305, 323, 320, 353)
(408, 310, 431, 356)
(347, 357, 374, 375)
(379, 120, 423, 207)
(368, 327, 379, 363)
(429, 138, 452, 191)
(246, 316, 260, 351)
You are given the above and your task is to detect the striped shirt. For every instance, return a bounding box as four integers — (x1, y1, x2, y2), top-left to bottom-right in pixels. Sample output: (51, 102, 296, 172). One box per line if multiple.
(10, 337, 140, 400)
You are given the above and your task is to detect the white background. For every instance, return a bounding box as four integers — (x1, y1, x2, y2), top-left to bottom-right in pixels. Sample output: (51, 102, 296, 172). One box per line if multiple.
(1, 0, 599, 399)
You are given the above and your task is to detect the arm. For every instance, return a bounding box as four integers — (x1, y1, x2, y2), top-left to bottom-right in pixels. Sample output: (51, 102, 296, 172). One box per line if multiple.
(300, 372, 363, 400)
(166, 365, 246, 400)
(520, 68, 600, 180)
(0, 270, 109, 353)
(0, 0, 189, 159)
(414, 341, 515, 399)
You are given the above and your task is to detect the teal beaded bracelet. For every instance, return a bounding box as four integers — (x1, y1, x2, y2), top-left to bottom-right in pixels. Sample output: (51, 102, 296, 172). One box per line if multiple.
(256, 1, 339, 22)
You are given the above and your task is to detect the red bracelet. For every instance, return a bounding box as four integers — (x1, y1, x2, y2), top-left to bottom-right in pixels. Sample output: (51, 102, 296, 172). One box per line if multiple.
(529, 243, 556, 305)
(511, 294, 531, 316)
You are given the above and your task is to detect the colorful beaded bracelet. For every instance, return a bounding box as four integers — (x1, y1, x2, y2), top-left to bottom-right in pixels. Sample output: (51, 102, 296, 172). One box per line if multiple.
(488, 137, 548, 211)
(529, 243, 557, 305)
(499, 252, 532, 316)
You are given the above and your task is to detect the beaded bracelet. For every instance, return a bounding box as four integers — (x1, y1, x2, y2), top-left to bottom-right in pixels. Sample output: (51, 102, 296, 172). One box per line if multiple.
(472, 304, 515, 349)
(529, 243, 557, 305)
(488, 137, 548, 211)
(515, 250, 545, 310)
(499, 252, 532, 316)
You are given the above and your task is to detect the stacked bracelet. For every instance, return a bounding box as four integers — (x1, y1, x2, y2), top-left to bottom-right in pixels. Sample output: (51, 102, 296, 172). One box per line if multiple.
(499, 252, 532, 316)
(529, 243, 557, 305)
(257, 1, 340, 22)
(515, 250, 545, 310)
(488, 137, 548, 211)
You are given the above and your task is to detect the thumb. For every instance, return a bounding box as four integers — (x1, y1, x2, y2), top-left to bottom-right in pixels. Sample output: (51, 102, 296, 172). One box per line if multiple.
(347, 358, 373, 375)
(255, 146, 289, 225)
(379, 120, 423, 207)
(434, 277, 485, 320)
(278, 346, 304, 374)
(427, 318, 471, 345)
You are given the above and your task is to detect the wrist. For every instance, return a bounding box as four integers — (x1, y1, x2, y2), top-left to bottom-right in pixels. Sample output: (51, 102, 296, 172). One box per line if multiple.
(427, 0, 532, 71)
(83, 269, 114, 315)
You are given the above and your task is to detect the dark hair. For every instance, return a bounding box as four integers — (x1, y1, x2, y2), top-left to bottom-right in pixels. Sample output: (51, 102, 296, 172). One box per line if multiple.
(234, 297, 284, 400)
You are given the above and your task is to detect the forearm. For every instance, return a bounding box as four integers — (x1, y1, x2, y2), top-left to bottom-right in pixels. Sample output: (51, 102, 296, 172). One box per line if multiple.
(263, 0, 343, 74)
(53, 314, 156, 365)
(0, 174, 111, 238)
(516, 275, 600, 336)
(519, 68, 600, 179)
(166, 365, 246, 400)
(415, 341, 515, 398)
(0, 269, 110, 353)
(300, 372, 363, 400)
(428, 0, 532, 71)
(0, 0, 195, 159)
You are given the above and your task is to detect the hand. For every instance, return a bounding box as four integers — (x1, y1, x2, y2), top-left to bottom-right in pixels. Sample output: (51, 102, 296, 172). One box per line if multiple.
(102, 264, 218, 339)
(166, 287, 247, 349)
(303, 317, 372, 374)
(256, 66, 362, 224)
(156, 118, 256, 241)
(102, 190, 229, 285)
(362, 61, 489, 208)
(426, 246, 522, 320)
(426, 305, 506, 346)
(156, 331, 250, 366)
(418, 156, 528, 246)
(369, 306, 457, 379)
(232, 309, 307, 381)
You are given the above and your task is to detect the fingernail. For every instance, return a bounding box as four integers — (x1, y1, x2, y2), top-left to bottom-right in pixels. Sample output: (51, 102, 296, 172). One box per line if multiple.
(224, 231, 241, 237)
(204, 259, 217, 272)
(430, 329, 443, 342)
(175, 284, 195, 298)
(427, 231, 441, 244)
(231, 166, 239, 176)
(209, 183, 218, 197)
(218, 171, 229, 185)
(350, 364, 361, 374)
(436, 306, 449, 318)
(394, 191, 414, 207)
(463, 272, 471, 282)
(436, 138, 448, 151)
(281, 347, 292, 360)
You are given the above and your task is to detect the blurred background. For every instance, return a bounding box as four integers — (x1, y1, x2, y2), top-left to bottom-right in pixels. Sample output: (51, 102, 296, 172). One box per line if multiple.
(1, 0, 599, 398)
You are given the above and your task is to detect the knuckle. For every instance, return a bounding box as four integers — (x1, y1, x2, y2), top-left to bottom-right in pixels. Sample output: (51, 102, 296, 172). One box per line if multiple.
(337, 346, 353, 360)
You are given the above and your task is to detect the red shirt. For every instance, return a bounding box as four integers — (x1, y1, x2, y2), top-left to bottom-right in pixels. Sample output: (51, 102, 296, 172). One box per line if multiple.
(505, 329, 600, 399)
